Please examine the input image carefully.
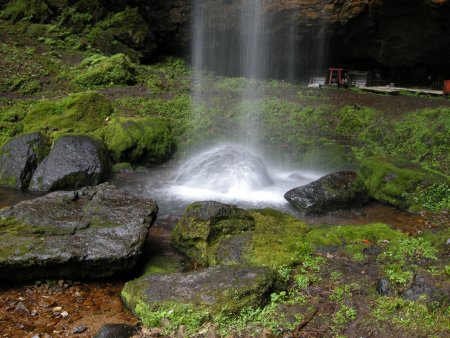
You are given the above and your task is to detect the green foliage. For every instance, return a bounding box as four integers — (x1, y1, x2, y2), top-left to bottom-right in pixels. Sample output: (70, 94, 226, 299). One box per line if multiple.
(146, 58, 190, 95)
(98, 116, 174, 164)
(23, 91, 113, 140)
(372, 297, 450, 334)
(414, 183, 450, 211)
(378, 237, 438, 286)
(333, 305, 356, 326)
(0, 0, 52, 22)
(0, 43, 48, 95)
(331, 105, 376, 140)
(73, 53, 137, 88)
(87, 7, 149, 59)
(133, 301, 210, 336)
(378, 237, 438, 262)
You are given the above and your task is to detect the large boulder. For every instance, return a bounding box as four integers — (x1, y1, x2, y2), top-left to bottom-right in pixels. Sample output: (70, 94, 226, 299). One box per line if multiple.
(284, 171, 368, 214)
(28, 135, 110, 192)
(0, 183, 157, 281)
(172, 202, 309, 268)
(0, 132, 49, 189)
(171, 201, 255, 266)
(122, 265, 276, 329)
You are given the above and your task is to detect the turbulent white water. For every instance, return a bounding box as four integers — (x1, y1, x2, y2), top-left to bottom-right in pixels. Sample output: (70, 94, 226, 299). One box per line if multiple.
(170, 144, 321, 204)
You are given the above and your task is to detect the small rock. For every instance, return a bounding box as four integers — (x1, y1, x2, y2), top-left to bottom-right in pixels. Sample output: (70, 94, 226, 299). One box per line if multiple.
(94, 324, 139, 338)
(142, 327, 161, 337)
(60, 310, 69, 318)
(52, 306, 62, 312)
(446, 238, 450, 245)
(31, 309, 38, 317)
(14, 301, 30, 315)
(73, 325, 87, 334)
(377, 278, 391, 295)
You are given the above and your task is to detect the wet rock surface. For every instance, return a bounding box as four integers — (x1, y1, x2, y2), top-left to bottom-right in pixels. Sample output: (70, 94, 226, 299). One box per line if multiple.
(0, 183, 157, 281)
(28, 135, 110, 192)
(0, 132, 49, 190)
(93, 323, 140, 338)
(284, 171, 368, 214)
(171, 201, 254, 265)
(122, 265, 276, 319)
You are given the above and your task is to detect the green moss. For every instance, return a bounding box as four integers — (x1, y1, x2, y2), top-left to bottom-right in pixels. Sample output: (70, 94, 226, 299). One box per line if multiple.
(244, 209, 309, 268)
(72, 53, 137, 88)
(98, 116, 174, 164)
(359, 156, 446, 209)
(0, 216, 75, 236)
(23, 91, 113, 140)
(305, 223, 406, 258)
(171, 202, 254, 266)
(112, 162, 131, 173)
(142, 256, 181, 275)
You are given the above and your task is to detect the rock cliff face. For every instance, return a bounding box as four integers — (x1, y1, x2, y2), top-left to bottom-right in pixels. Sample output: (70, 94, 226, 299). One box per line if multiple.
(2, 0, 449, 82)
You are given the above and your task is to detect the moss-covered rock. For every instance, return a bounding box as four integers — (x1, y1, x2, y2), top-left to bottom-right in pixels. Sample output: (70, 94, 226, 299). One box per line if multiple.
(359, 156, 448, 210)
(0, 132, 49, 189)
(99, 116, 174, 165)
(284, 171, 368, 214)
(0, 183, 158, 281)
(172, 202, 309, 268)
(23, 91, 113, 140)
(73, 53, 137, 88)
(121, 265, 277, 333)
(87, 7, 155, 60)
(171, 201, 255, 266)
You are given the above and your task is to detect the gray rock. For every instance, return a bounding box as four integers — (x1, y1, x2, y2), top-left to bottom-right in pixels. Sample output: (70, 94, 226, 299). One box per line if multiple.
(0, 132, 49, 189)
(0, 183, 157, 281)
(284, 171, 368, 214)
(403, 273, 450, 304)
(29, 135, 110, 192)
(122, 265, 276, 321)
(376, 278, 391, 296)
(94, 324, 139, 338)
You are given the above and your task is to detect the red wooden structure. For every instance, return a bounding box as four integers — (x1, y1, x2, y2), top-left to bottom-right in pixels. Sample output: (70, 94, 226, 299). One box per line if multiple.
(327, 67, 345, 86)
(444, 80, 450, 96)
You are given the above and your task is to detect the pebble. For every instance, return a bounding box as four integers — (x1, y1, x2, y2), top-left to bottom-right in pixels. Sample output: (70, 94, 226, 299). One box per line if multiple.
(52, 306, 62, 312)
(446, 238, 450, 245)
(14, 301, 30, 315)
(73, 325, 88, 334)
(60, 310, 69, 318)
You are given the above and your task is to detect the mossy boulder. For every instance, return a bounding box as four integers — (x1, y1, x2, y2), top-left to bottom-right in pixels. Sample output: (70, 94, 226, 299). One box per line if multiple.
(284, 171, 368, 214)
(99, 117, 174, 165)
(0, 132, 49, 189)
(0, 183, 157, 281)
(121, 265, 276, 331)
(171, 201, 255, 266)
(359, 156, 447, 209)
(23, 91, 113, 140)
(172, 202, 309, 268)
(73, 53, 137, 88)
(28, 135, 110, 192)
(87, 7, 155, 59)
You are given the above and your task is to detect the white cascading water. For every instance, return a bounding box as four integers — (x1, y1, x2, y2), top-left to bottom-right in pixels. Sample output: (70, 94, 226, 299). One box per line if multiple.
(173, 0, 327, 203)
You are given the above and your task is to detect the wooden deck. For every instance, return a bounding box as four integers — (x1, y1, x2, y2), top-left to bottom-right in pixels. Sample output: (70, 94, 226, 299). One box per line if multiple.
(362, 86, 445, 97)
